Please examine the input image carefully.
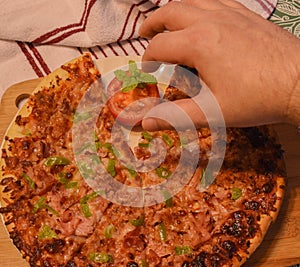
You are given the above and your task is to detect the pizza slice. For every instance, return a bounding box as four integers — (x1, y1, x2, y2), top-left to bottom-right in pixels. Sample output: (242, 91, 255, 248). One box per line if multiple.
(0, 54, 109, 267)
(130, 66, 286, 266)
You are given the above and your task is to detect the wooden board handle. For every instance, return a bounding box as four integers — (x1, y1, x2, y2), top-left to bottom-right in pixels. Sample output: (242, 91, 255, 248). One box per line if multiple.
(1, 78, 42, 116)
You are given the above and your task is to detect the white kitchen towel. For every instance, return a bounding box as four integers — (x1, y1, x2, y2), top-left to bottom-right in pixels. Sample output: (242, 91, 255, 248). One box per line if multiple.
(0, 0, 278, 99)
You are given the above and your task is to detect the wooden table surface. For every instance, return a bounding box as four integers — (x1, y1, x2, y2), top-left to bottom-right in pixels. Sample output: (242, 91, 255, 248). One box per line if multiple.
(0, 78, 299, 267)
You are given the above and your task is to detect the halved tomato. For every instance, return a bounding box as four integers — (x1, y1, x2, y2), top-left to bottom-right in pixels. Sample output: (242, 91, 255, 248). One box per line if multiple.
(106, 63, 160, 127)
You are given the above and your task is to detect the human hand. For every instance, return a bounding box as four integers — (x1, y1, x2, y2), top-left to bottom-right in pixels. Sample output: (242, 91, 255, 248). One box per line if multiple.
(139, 0, 300, 130)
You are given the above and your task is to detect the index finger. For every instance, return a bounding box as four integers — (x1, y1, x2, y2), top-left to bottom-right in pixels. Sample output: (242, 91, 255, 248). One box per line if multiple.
(141, 30, 196, 72)
(139, 1, 200, 38)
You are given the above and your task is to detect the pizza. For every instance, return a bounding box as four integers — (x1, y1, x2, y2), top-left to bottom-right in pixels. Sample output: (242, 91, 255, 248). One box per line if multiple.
(0, 53, 286, 267)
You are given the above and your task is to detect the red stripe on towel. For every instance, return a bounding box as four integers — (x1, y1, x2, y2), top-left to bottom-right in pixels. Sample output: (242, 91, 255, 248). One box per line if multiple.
(17, 42, 44, 77)
(27, 43, 51, 75)
(32, 0, 97, 45)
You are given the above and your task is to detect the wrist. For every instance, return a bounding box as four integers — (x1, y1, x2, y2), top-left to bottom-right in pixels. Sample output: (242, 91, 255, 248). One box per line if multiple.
(286, 72, 300, 126)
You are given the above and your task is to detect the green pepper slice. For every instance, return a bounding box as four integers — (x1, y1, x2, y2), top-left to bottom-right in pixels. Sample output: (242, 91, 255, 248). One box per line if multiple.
(58, 173, 78, 189)
(104, 224, 115, 238)
(158, 222, 168, 242)
(140, 260, 149, 267)
(73, 111, 93, 123)
(107, 159, 116, 177)
(138, 142, 150, 148)
(174, 245, 193, 255)
(38, 225, 58, 240)
(130, 215, 145, 227)
(21, 173, 36, 189)
(161, 190, 173, 207)
(33, 196, 58, 216)
(231, 187, 242, 200)
(156, 167, 172, 179)
(88, 252, 114, 263)
(44, 156, 70, 167)
(80, 191, 100, 218)
(126, 165, 137, 177)
(142, 131, 153, 141)
(162, 134, 173, 147)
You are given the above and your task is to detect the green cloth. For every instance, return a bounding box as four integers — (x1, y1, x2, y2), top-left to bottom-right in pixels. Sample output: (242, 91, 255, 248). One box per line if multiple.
(270, 0, 300, 38)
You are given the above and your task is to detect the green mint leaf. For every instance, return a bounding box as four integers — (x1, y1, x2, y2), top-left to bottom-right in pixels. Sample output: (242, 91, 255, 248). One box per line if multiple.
(121, 84, 138, 93)
(139, 72, 158, 84)
(121, 76, 138, 92)
(128, 60, 139, 76)
(114, 69, 127, 81)
(114, 61, 158, 93)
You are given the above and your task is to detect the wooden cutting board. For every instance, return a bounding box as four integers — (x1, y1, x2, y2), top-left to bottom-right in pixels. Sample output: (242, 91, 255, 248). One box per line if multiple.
(0, 79, 300, 267)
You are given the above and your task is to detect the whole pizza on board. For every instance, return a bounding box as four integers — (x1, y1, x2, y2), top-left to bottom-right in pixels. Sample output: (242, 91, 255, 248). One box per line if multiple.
(0, 54, 286, 267)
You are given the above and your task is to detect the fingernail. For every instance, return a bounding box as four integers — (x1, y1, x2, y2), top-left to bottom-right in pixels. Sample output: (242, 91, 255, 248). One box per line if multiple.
(141, 61, 161, 73)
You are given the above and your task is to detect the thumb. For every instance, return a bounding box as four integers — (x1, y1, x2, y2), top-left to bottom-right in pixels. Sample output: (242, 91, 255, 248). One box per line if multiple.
(142, 98, 207, 131)
(142, 84, 226, 131)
